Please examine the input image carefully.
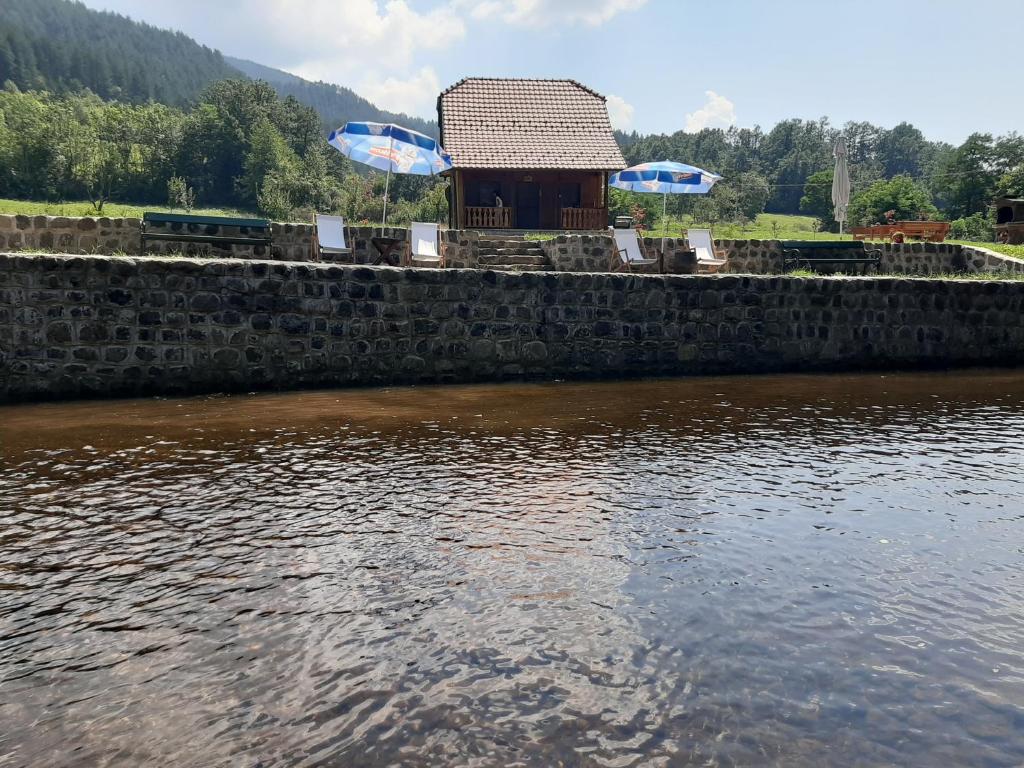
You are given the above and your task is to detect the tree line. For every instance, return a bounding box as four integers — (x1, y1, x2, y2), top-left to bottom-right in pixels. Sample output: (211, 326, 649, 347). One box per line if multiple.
(0, 80, 448, 225)
(2, 75, 1022, 237)
(613, 120, 1024, 238)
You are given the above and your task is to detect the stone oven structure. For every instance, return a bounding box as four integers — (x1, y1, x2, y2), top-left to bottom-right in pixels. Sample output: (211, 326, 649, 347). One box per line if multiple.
(995, 198, 1024, 245)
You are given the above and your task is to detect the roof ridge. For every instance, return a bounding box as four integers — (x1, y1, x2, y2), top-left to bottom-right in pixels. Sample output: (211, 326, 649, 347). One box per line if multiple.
(439, 77, 606, 101)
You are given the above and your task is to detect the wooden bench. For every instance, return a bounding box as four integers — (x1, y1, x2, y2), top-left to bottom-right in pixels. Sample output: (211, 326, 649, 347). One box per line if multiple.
(141, 212, 272, 253)
(781, 240, 883, 273)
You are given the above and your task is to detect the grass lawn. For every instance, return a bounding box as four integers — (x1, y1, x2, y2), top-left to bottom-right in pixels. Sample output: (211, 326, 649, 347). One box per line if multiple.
(0, 198, 255, 219)
(646, 213, 854, 241)
(947, 240, 1024, 259)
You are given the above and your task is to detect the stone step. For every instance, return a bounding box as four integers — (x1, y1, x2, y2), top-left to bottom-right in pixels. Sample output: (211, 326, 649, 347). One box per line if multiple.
(492, 248, 545, 257)
(477, 241, 540, 251)
(477, 229, 527, 239)
(478, 254, 548, 265)
(484, 263, 552, 272)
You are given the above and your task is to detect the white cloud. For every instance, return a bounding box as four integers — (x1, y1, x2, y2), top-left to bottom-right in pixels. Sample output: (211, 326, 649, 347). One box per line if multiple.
(264, 1, 465, 79)
(82, 0, 646, 119)
(685, 90, 737, 132)
(605, 95, 634, 130)
(359, 67, 442, 117)
(457, 0, 647, 27)
(82, 0, 465, 118)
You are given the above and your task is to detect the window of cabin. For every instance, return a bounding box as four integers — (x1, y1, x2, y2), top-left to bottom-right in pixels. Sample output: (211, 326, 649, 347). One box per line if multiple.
(470, 180, 502, 207)
(558, 183, 582, 208)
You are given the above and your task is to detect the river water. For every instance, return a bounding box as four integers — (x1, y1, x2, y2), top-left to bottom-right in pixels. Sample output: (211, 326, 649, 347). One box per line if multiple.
(1, 371, 1023, 767)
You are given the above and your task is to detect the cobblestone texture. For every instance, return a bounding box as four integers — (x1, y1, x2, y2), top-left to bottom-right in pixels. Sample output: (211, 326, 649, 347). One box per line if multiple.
(4, 215, 1024, 276)
(3, 253, 1024, 402)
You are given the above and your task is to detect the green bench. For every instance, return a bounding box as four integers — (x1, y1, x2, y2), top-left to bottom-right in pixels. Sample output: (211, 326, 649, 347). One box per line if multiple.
(141, 212, 272, 253)
(781, 240, 882, 273)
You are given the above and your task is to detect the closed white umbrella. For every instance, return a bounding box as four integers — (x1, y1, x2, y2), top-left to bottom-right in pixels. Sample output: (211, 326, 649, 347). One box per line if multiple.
(832, 137, 851, 235)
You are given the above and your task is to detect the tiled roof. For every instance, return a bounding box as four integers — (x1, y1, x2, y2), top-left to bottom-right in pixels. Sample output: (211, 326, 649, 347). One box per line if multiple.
(438, 78, 626, 171)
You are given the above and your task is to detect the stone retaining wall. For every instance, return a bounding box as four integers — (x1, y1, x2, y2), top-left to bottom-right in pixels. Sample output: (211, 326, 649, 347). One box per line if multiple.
(3, 253, 1024, 402)
(541, 235, 697, 274)
(3, 214, 1024, 277)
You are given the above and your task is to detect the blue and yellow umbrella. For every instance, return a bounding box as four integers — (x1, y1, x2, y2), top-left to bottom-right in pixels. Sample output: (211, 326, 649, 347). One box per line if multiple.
(610, 161, 722, 250)
(328, 122, 452, 230)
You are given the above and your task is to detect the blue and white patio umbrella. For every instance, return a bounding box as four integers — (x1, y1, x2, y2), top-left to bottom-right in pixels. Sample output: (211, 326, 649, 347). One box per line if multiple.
(328, 121, 452, 231)
(610, 161, 723, 251)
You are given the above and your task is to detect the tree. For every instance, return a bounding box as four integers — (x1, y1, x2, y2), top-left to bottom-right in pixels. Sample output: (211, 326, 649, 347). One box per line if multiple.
(847, 175, 938, 226)
(761, 118, 834, 213)
(799, 169, 836, 228)
(876, 122, 929, 178)
(167, 175, 195, 211)
(732, 171, 770, 220)
(934, 133, 997, 219)
(996, 166, 1024, 199)
(238, 117, 297, 207)
(68, 124, 121, 212)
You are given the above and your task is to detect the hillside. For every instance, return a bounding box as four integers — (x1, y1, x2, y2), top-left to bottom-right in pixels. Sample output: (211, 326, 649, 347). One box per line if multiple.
(0, 0, 436, 135)
(0, 0, 241, 105)
(226, 57, 436, 135)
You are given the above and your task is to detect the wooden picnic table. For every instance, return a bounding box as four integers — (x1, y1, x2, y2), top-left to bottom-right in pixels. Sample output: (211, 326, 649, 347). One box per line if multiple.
(850, 222, 950, 242)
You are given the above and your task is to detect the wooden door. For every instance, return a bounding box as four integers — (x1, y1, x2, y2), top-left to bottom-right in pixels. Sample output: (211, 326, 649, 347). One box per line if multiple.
(516, 182, 540, 229)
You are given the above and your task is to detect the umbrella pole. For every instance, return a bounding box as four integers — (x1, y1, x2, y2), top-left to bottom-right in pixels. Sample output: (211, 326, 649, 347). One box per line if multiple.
(661, 191, 668, 256)
(381, 136, 393, 235)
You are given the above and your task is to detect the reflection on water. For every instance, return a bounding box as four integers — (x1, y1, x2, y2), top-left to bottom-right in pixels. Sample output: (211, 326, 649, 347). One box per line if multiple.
(2, 371, 1024, 767)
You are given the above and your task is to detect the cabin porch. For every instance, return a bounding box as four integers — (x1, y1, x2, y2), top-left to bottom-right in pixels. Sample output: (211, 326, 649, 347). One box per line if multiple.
(448, 169, 609, 231)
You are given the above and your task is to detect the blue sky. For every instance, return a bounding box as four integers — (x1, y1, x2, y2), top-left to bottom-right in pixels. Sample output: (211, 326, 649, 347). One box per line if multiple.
(82, 0, 1019, 144)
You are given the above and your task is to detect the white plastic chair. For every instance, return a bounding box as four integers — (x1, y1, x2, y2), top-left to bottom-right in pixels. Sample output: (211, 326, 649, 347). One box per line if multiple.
(609, 227, 661, 273)
(407, 222, 444, 267)
(686, 228, 728, 267)
(313, 214, 350, 260)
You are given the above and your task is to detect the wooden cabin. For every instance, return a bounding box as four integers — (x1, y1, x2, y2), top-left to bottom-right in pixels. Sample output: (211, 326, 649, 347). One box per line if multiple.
(437, 78, 626, 231)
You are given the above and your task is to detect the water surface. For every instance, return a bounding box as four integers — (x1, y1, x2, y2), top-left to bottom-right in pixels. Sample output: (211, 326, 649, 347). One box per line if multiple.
(2, 372, 1023, 767)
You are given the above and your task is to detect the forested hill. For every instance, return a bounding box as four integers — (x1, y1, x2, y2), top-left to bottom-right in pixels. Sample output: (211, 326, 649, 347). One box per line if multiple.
(226, 57, 436, 136)
(0, 0, 435, 135)
(0, 0, 241, 105)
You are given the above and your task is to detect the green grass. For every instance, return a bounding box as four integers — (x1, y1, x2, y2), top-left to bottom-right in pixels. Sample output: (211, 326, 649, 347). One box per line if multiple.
(0, 198, 255, 219)
(948, 240, 1024, 259)
(645, 213, 855, 241)
(786, 268, 1024, 281)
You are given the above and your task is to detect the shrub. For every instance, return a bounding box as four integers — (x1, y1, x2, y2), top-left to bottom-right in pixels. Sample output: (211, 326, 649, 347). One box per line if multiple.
(948, 212, 994, 241)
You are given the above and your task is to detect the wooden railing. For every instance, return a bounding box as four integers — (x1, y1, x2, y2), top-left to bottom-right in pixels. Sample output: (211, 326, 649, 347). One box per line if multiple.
(561, 207, 605, 231)
(464, 206, 512, 229)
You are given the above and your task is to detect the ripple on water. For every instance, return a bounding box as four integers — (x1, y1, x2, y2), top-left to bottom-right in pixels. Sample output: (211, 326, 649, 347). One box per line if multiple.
(1, 371, 1024, 767)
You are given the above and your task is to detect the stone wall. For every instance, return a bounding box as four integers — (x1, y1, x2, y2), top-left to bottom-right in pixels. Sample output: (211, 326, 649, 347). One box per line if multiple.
(0, 215, 481, 269)
(0, 214, 140, 255)
(718, 239, 1024, 276)
(541, 234, 697, 274)
(4, 214, 1024, 277)
(3, 252, 1024, 403)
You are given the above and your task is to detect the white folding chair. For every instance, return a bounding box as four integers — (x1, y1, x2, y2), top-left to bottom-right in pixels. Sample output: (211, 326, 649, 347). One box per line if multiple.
(313, 214, 350, 260)
(609, 227, 661, 273)
(686, 228, 728, 267)
(407, 222, 444, 267)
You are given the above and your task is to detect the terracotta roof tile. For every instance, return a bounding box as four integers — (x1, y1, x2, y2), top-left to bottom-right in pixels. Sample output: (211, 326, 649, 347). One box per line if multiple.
(438, 78, 626, 171)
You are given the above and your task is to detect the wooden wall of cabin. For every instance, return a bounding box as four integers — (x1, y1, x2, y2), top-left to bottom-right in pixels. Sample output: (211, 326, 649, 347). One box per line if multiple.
(453, 170, 607, 230)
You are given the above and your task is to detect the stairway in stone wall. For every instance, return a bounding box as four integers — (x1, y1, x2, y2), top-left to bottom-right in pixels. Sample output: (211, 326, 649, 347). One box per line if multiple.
(476, 237, 552, 271)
